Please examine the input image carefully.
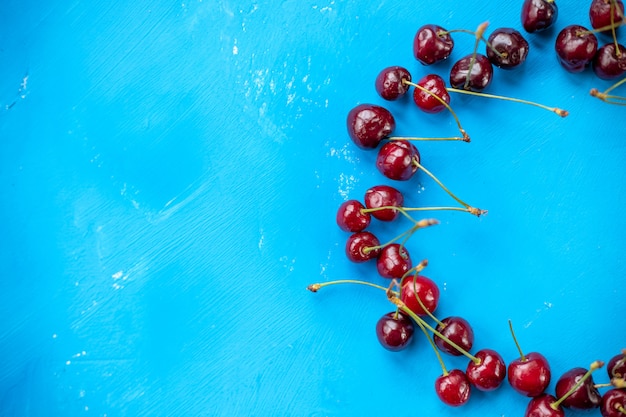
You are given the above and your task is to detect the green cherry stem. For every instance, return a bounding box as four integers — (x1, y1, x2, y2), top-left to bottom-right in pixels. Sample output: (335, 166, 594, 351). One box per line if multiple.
(386, 135, 469, 142)
(362, 218, 439, 255)
(414, 311, 450, 375)
(550, 361, 605, 411)
(306, 279, 394, 294)
(464, 21, 490, 91)
(508, 319, 526, 361)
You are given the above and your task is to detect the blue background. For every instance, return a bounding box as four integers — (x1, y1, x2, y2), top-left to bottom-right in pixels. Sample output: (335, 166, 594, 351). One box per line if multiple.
(1, 1, 624, 416)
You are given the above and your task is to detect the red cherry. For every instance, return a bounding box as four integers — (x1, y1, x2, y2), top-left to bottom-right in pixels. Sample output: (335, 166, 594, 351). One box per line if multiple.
(435, 369, 471, 407)
(525, 394, 564, 417)
(555, 25, 598, 73)
(413, 24, 454, 65)
(555, 367, 601, 410)
(336, 200, 371, 232)
(607, 351, 626, 379)
(589, 0, 625, 32)
(600, 388, 626, 417)
(449, 54, 494, 91)
(375, 311, 414, 351)
(363, 185, 404, 221)
(508, 352, 552, 397)
(433, 316, 474, 356)
(466, 349, 507, 391)
(592, 43, 626, 80)
(345, 231, 380, 263)
(375, 140, 420, 181)
(413, 74, 451, 113)
(375, 66, 412, 101)
(377, 244, 412, 279)
(486, 28, 529, 69)
(346, 104, 395, 150)
(521, 0, 559, 33)
(400, 275, 439, 316)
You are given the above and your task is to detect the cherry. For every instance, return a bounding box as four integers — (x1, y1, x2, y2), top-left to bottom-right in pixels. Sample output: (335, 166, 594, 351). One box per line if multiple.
(375, 66, 412, 101)
(413, 24, 454, 65)
(608, 350, 626, 379)
(600, 388, 626, 417)
(435, 369, 471, 407)
(589, 0, 625, 31)
(363, 185, 404, 221)
(433, 316, 474, 356)
(521, 0, 559, 33)
(412, 74, 451, 113)
(449, 54, 494, 91)
(466, 349, 507, 391)
(346, 104, 395, 150)
(376, 140, 420, 181)
(375, 311, 414, 351)
(345, 231, 381, 263)
(377, 244, 412, 279)
(525, 394, 565, 417)
(555, 25, 598, 73)
(507, 321, 552, 397)
(593, 43, 626, 80)
(400, 274, 439, 316)
(486, 28, 530, 69)
(554, 367, 601, 410)
(336, 200, 371, 232)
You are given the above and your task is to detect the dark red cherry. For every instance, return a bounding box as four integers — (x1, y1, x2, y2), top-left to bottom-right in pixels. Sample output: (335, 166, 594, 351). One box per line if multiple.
(375, 66, 412, 101)
(521, 0, 559, 33)
(555, 367, 601, 410)
(377, 244, 412, 279)
(607, 351, 626, 379)
(345, 231, 380, 263)
(593, 43, 626, 80)
(375, 311, 415, 351)
(525, 394, 564, 417)
(413, 74, 451, 113)
(376, 140, 420, 181)
(414, 24, 454, 65)
(508, 352, 552, 397)
(364, 185, 404, 221)
(486, 28, 530, 69)
(346, 104, 395, 150)
(449, 54, 493, 91)
(434, 316, 474, 356)
(466, 349, 507, 391)
(336, 200, 371, 232)
(590, 0, 625, 31)
(555, 25, 598, 73)
(600, 388, 626, 417)
(435, 369, 471, 407)
(400, 275, 439, 316)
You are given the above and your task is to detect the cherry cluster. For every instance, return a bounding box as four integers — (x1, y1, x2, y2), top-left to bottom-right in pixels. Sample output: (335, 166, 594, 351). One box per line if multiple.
(309, 0, 625, 416)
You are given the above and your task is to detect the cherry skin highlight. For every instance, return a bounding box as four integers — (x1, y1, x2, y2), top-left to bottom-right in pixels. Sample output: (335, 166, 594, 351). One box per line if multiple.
(400, 275, 440, 316)
(525, 394, 565, 417)
(555, 25, 598, 73)
(433, 316, 474, 356)
(554, 367, 601, 410)
(508, 351, 552, 397)
(449, 54, 494, 91)
(345, 231, 380, 263)
(435, 369, 471, 407)
(413, 74, 451, 113)
(486, 28, 530, 69)
(466, 349, 507, 391)
(521, 0, 559, 33)
(375, 66, 412, 100)
(414, 24, 454, 65)
(377, 244, 412, 279)
(364, 185, 404, 221)
(336, 200, 371, 232)
(347, 104, 395, 150)
(376, 140, 420, 181)
(375, 311, 414, 351)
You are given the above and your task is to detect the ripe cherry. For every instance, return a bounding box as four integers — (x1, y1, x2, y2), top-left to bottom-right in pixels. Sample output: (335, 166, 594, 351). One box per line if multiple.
(400, 275, 439, 316)
(593, 43, 626, 80)
(554, 367, 601, 410)
(435, 369, 471, 407)
(375, 66, 412, 100)
(336, 200, 371, 232)
(600, 388, 626, 417)
(525, 394, 565, 417)
(414, 24, 454, 65)
(521, 0, 559, 33)
(486, 28, 530, 69)
(555, 25, 598, 73)
(449, 54, 493, 91)
(589, 0, 625, 31)
(347, 104, 395, 150)
(375, 311, 414, 351)
(376, 140, 420, 181)
(607, 350, 626, 379)
(363, 185, 404, 221)
(508, 352, 552, 397)
(413, 74, 451, 113)
(433, 316, 474, 356)
(466, 349, 507, 391)
(345, 231, 380, 263)
(377, 244, 412, 279)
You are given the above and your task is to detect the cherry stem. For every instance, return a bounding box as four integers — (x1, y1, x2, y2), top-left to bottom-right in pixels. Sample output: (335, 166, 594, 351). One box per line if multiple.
(414, 312, 450, 375)
(611, 0, 621, 57)
(612, 378, 626, 389)
(363, 218, 438, 255)
(413, 160, 487, 216)
(306, 279, 394, 294)
(447, 87, 569, 117)
(437, 27, 504, 58)
(550, 361, 604, 410)
(590, 86, 626, 106)
(508, 319, 526, 362)
(403, 79, 470, 141)
(580, 17, 626, 35)
(399, 259, 429, 281)
(362, 205, 480, 219)
(386, 136, 470, 143)
(464, 22, 490, 90)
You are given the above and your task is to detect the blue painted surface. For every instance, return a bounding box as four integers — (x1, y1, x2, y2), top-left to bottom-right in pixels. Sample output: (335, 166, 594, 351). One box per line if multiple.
(1, 1, 624, 416)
